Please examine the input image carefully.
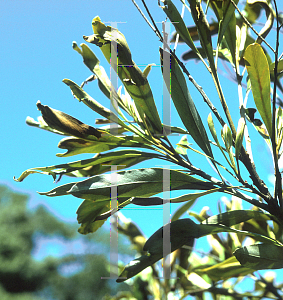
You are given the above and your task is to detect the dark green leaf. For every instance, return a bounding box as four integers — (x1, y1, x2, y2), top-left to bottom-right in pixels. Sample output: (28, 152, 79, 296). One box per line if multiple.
(160, 49, 213, 158)
(202, 210, 272, 227)
(234, 243, 283, 270)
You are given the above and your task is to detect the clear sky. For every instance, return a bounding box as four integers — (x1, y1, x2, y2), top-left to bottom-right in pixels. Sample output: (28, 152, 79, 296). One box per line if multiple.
(1, 0, 283, 275)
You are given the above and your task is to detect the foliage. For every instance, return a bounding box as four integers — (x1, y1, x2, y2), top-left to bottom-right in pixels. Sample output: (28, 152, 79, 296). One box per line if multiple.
(15, 0, 283, 298)
(0, 185, 136, 299)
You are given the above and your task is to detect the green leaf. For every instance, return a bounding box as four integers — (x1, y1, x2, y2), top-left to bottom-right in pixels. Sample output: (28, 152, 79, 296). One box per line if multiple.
(221, 124, 236, 172)
(66, 168, 215, 201)
(216, 0, 238, 66)
(234, 243, 283, 270)
(116, 254, 161, 283)
(195, 256, 253, 281)
(170, 23, 219, 43)
(270, 59, 283, 74)
(84, 16, 163, 133)
(159, 0, 203, 60)
(63, 79, 121, 124)
(73, 42, 124, 111)
(14, 150, 163, 182)
(36, 170, 215, 235)
(144, 218, 280, 256)
(160, 49, 213, 158)
(244, 43, 272, 137)
(235, 117, 245, 160)
(202, 210, 272, 227)
(56, 135, 153, 157)
(143, 219, 196, 256)
(76, 199, 109, 234)
(187, 0, 215, 74)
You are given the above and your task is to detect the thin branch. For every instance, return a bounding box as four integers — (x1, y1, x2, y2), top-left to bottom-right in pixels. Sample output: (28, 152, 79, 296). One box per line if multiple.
(131, 0, 162, 41)
(132, 0, 275, 210)
(229, 0, 275, 53)
(272, 0, 283, 211)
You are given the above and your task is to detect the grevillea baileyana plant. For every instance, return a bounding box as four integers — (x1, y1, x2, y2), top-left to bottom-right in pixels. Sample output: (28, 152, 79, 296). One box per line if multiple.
(15, 0, 283, 298)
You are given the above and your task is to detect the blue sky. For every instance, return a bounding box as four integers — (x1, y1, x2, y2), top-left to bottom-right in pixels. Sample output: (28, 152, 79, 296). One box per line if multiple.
(1, 0, 283, 282)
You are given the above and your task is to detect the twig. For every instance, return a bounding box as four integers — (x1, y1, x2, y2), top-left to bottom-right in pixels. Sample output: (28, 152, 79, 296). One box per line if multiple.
(131, 0, 162, 41)
(272, 0, 283, 211)
(229, 0, 275, 53)
(131, 0, 275, 210)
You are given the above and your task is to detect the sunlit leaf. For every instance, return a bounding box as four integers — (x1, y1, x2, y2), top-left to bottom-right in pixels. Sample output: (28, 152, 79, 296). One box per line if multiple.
(235, 117, 245, 160)
(160, 0, 203, 60)
(84, 16, 163, 133)
(14, 151, 163, 182)
(56, 135, 153, 157)
(170, 23, 219, 43)
(244, 43, 272, 137)
(187, 0, 215, 73)
(195, 256, 253, 281)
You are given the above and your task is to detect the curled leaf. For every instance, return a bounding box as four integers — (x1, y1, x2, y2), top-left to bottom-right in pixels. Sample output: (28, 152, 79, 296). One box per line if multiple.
(36, 101, 101, 140)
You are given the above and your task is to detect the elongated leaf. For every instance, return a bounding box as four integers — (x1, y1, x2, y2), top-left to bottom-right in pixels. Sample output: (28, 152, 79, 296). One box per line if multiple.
(159, 0, 202, 59)
(65, 151, 164, 178)
(145, 218, 280, 257)
(217, 0, 238, 66)
(195, 256, 253, 281)
(202, 210, 272, 227)
(170, 23, 219, 43)
(234, 243, 283, 270)
(66, 168, 215, 201)
(62, 79, 125, 127)
(187, 0, 215, 73)
(118, 217, 281, 281)
(14, 150, 163, 182)
(116, 253, 162, 283)
(160, 49, 213, 157)
(244, 43, 272, 137)
(235, 118, 246, 160)
(37, 169, 215, 234)
(84, 16, 162, 133)
(73, 42, 124, 110)
(36, 101, 102, 140)
(57, 135, 153, 157)
(131, 188, 223, 208)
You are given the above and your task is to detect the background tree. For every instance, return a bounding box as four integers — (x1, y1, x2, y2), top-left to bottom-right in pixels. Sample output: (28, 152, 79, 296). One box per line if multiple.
(14, 0, 283, 298)
(0, 185, 138, 299)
